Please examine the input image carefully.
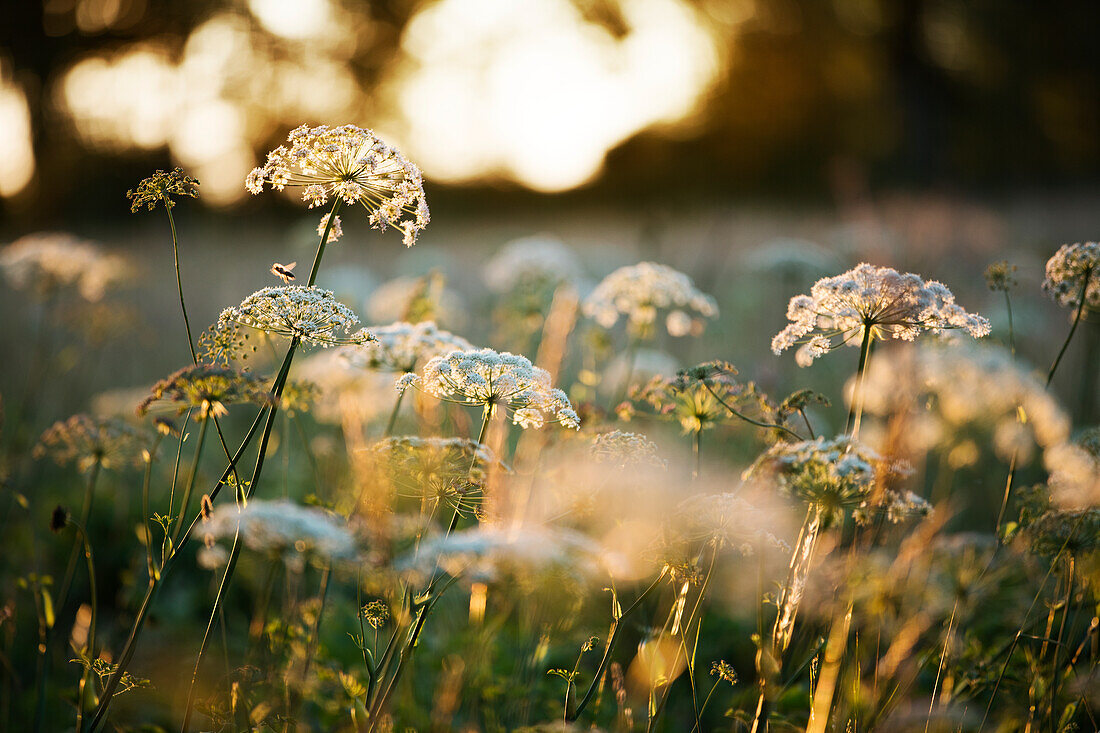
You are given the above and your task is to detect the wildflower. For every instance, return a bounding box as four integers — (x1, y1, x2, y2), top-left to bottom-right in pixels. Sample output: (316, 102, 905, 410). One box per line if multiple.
(34, 414, 148, 471)
(0, 232, 132, 301)
(367, 273, 465, 328)
(399, 525, 608, 584)
(590, 431, 666, 469)
(399, 348, 580, 429)
(126, 168, 199, 212)
(858, 343, 1070, 463)
(710, 660, 738, 685)
(985, 261, 1018, 292)
(246, 124, 429, 247)
(771, 263, 990, 366)
(367, 436, 498, 514)
(1025, 508, 1100, 557)
(361, 600, 390, 629)
(196, 499, 357, 563)
(743, 435, 924, 524)
(278, 379, 319, 417)
(197, 319, 257, 367)
(583, 262, 718, 339)
(483, 234, 583, 293)
(218, 285, 372, 348)
(1042, 242, 1100, 310)
(1045, 429, 1100, 509)
(669, 493, 785, 554)
(627, 366, 776, 435)
(317, 213, 342, 244)
(343, 321, 473, 374)
(137, 364, 272, 420)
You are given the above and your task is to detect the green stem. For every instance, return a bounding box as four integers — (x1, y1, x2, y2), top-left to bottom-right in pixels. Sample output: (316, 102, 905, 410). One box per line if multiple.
(1047, 271, 1091, 388)
(692, 429, 701, 481)
(56, 460, 101, 614)
(567, 572, 666, 722)
(384, 389, 406, 438)
(141, 436, 162, 581)
(70, 521, 97, 733)
(169, 417, 209, 551)
(846, 325, 874, 438)
(701, 382, 803, 441)
(307, 200, 343, 287)
(1004, 290, 1016, 359)
(163, 202, 197, 362)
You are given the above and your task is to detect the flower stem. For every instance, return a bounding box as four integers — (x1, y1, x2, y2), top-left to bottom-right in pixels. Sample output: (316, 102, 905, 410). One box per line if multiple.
(163, 202, 197, 362)
(846, 325, 874, 438)
(1004, 290, 1016, 359)
(1046, 271, 1091, 388)
(307, 200, 343, 287)
(141, 436, 163, 581)
(169, 417, 209, 551)
(56, 460, 101, 614)
(384, 389, 406, 438)
(700, 382, 803, 441)
(69, 520, 97, 733)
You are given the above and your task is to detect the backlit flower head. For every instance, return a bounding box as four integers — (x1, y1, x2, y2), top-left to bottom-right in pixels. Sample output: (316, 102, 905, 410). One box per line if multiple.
(0, 232, 132, 301)
(743, 435, 925, 524)
(666, 493, 786, 555)
(483, 234, 583, 293)
(771, 263, 990, 366)
(138, 364, 272, 420)
(590, 431, 666, 469)
(342, 321, 473, 374)
(34, 414, 148, 471)
(246, 124, 429, 247)
(1042, 242, 1100, 310)
(219, 285, 372, 347)
(367, 436, 498, 516)
(126, 168, 199, 212)
(1025, 507, 1100, 558)
(197, 499, 357, 563)
(1045, 429, 1100, 509)
(583, 262, 718, 339)
(399, 348, 580, 429)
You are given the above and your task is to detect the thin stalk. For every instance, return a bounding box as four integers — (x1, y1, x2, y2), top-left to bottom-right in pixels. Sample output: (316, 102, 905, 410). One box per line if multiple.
(297, 566, 331, 693)
(70, 520, 97, 733)
(169, 417, 209, 550)
(163, 202, 197, 361)
(692, 430, 701, 481)
(567, 572, 666, 721)
(442, 406, 492, 537)
(610, 340, 638, 410)
(846, 324, 874, 438)
(1046, 272, 1091, 387)
(1004, 290, 1016, 358)
(384, 390, 406, 438)
(307, 200, 342, 287)
(56, 460, 102, 614)
(140, 436, 163, 581)
(700, 382, 803, 441)
(1046, 555, 1075, 733)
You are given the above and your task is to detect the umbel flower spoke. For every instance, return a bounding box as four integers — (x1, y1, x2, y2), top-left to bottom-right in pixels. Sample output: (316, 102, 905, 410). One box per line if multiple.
(218, 285, 373, 348)
(246, 123, 429, 247)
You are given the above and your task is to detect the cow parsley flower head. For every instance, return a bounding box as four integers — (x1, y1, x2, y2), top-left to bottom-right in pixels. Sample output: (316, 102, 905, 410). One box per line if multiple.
(127, 168, 199, 212)
(341, 321, 473, 373)
(34, 414, 148, 471)
(583, 262, 718, 339)
(590, 431, 667, 469)
(483, 234, 583, 293)
(772, 263, 990, 366)
(399, 348, 580, 429)
(197, 499, 357, 563)
(246, 124, 429, 247)
(138, 364, 273, 420)
(743, 435, 925, 524)
(1042, 242, 1100, 310)
(368, 436, 498, 515)
(1045, 429, 1100, 509)
(1025, 508, 1100, 558)
(219, 285, 372, 347)
(668, 493, 785, 555)
(0, 232, 132, 301)
(317, 213, 343, 244)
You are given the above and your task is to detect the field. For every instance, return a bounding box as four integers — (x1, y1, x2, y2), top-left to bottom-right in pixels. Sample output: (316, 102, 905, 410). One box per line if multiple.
(1, 139, 1100, 733)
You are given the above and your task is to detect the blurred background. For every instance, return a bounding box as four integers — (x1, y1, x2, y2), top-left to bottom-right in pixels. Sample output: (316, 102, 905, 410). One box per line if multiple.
(1, 0, 1099, 416)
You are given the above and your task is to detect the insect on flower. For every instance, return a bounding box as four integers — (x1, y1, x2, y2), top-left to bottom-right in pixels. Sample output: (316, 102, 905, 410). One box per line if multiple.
(270, 261, 297, 283)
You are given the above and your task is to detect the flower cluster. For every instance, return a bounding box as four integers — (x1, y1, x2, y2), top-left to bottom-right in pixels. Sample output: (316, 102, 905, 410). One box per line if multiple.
(34, 415, 148, 471)
(744, 435, 926, 524)
(582, 262, 718, 338)
(622, 365, 776, 435)
(984, 261, 1018, 293)
(197, 499, 357, 563)
(126, 168, 199, 212)
(1025, 507, 1100, 558)
(219, 285, 371, 347)
(668, 493, 784, 555)
(858, 343, 1070, 463)
(1042, 242, 1100, 310)
(399, 348, 580, 429)
(246, 124, 429, 247)
(0, 232, 131, 301)
(771, 263, 990, 366)
(138, 364, 272, 419)
(344, 321, 473, 373)
(483, 235, 583, 293)
(1045, 429, 1100, 509)
(367, 436, 497, 514)
(317, 213, 343, 244)
(590, 431, 666, 469)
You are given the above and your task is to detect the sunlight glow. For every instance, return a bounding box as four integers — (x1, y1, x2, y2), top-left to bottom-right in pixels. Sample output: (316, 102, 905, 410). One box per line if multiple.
(0, 71, 36, 197)
(390, 0, 721, 191)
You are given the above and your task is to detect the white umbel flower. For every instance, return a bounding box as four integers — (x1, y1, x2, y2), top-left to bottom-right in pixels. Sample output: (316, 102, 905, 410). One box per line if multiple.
(582, 262, 718, 338)
(341, 321, 473, 373)
(197, 499, 356, 562)
(483, 234, 583, 293)
(219, 285, 372, 347)
(246, 124, 429, 247)
(771, 263, 990, 365)
(1042, 242, 1100, 310)
(399, 348, 580, 429)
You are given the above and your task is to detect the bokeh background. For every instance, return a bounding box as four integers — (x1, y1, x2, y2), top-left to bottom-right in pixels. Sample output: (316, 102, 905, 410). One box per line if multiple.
(2, 0, 1099, 418)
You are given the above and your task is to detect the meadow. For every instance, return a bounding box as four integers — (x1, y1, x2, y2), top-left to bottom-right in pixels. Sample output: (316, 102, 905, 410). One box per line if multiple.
(1, 124, 1099, 733)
